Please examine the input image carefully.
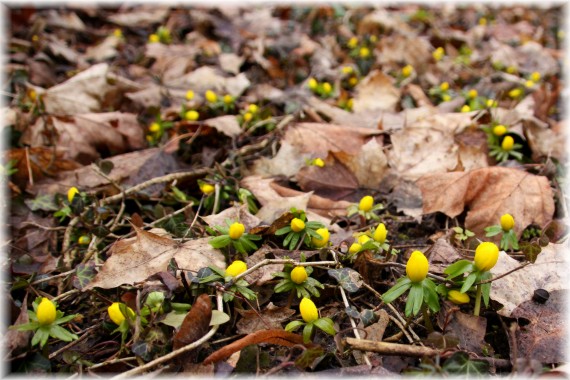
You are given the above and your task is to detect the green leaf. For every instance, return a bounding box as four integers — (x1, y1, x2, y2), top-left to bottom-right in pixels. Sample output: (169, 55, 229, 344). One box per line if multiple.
(444, 260, 473, 279)
(381, 277, 412, 304)
(408, 284, 424, 316)
(11, 322, 40, 331)
(423, 280, 441, 313)
(313, 317, 336, 336)
(327, 268, 363, 293)
(25, 194, 58, 211)
(32, 329, 48, 347)
(480, 271, 492, 307)
(484, 225, 502, 237)
(209, 235, 231, 248)
(285, 320, 305, 332)
(275, 226, 291, 236)
(460, 272, 479, 293)
(360, 309, 378, 327)
(210, 310, 230, 326)
(159, 311, 187, 329)
(289, 233, 300, 250)
(303, 323, 314, 343)
(274, 280, 294, 294)
(49, 325, 78, 342)
(443, 351, 488, 375)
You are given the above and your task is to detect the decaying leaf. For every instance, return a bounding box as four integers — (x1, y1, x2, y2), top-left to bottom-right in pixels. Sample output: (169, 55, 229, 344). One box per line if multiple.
(202, 204, 262, 232)
(249, 141, 311, 178)
(490, 241, 569, 317)
(445, 311, 487, 355)
(352, 70, 401, 113)
(204, 115, 242, 138)
(173, 294, 212, 350)
(417, 167, 555, 237)
(84, 226, 225, 290)
(296, 156, 359, 200)
(236, 303, 295, 334)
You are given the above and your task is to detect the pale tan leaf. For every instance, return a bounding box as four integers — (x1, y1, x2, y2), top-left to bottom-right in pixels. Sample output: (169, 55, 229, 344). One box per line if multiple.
(108, 6, 169, 27)
(248, 141, 311, 178)
(295, 157, 359, 200)
(204, 115, 242, 138)
(353, 70, 400, 113)
(201, 205, 261, 232)
(236, 303, 295, 335)
(417, 167, 555, 237)
(337, 138, 389, 188)
(219, 53, 244, 75)
(85, 35, 121, 62)
(173, 66, 250, 97)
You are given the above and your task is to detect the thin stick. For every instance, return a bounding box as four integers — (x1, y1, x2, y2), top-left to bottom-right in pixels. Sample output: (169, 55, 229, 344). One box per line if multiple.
(30, 269, 75, 286)
(345, 337, 439, 357)
(87, 357, 138, 371)
(475, 262, 531, 285)
(339, 286, 371, 366)
(231, 259, 337, 284)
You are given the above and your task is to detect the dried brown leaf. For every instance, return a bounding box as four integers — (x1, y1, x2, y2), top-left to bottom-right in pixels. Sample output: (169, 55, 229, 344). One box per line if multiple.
(201, 205, 261, 232)
(353, 70, 401, 113)
(236, 303, 295, 334)
(296, 157, 358, 200)
(417, 167, 555, 237)
(173, 294, 212, 350)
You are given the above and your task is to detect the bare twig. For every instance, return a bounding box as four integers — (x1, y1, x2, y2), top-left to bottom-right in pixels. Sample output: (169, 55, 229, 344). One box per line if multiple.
(345, 337, 440, 357)
(339, 286, 371, 366)
(476, 262, 531, 285)
(49, 325, 100, 359)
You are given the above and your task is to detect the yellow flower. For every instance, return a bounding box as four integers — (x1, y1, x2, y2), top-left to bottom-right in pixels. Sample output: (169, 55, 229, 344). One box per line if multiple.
(290, 266, 308, 284)
(307, 77, 318, 90)
(223, 94, 233, 104)
(243, 112, 253, 122)
(348, 77, 358, 87)
(508, 88, 522, 98)
(300, 298, 318, 323)
(432, 47, 445, 61)
(148, 34, 160, 43)
(479, 17, 487, 26)
(113, 29, 123, 38)
(500, 213, 515, 231)
(205, 90, 217, 103)
(501, 136, 514, 151)
(67, 187, 79, 203)
(348, 243, 362, 254)
(530, 72, 541, 82)
(369, 35, 377, 43)
(468, 89, 478, 99)
(401, 65, 413, 78)
(313, 158, 325, 167)
(108, 302, 135, 326)
(322, 82, 332, 94)
(185, 110, 199, 121)
(146, 135, 154, 143)
(229, 222, 246, 240)
(358, 195, 374, 212)
(357, 234, 370, 245)
(31, 35, 39, 42)
(226, 260, 247, 277)
(493, 125, 507, 136)
(341, 66, 353, 75)
(28, 89, 37, 101)
(474, 242, 499, 272)
(248, 104, 259, 113)
(37, 298, 56, 325)
(291, 218, 305, 232)
(199, 182, 215, 195)
(486, 99, 497, 108)
(185, 90, 195, 100)
(347, 37, 358, 49)
(347, 98, 354, 109)
(461, 105, 471, 113)
(359, 47, 370, 58)
(78, 235, 91, 245)
(406, 250, 429, 283)
(448, 290, 470, 304)
(506, 66, 517, 74)
(149, 122, 161, 133)
(525, 80, 535, 88)
(373, 223, 387, 244)
(312, 228, 329, 248)
(440, 82, 449, 91)
(442, 94, 451, 102)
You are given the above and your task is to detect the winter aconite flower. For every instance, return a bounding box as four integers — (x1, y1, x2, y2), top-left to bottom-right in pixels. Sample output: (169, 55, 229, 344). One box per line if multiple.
(347, 37, 358, 49)
(500, 214, 515, 231)
(311, 228, 329, 248)
(37, 298, 56, 325)
(291, 218, 305, 232)
(185, 110, 199, 121)
(205, 90, 217, 103)
(313, 158, 325, 167)
(461, 105, 471, 113)
(432, 47, 445, 61)
(401, 65, 413, 78)
(229, 222, 246, 240)
(501, 136, 514, 151)
(342, 66, 354, 75)
(78, 235, 91, 245)
(348, 243, 362, 255)
(148, 34, 160, 43)
(448, 290, 470, 305)
(108, 302, 135, 326)
(185, 90, 195, 100)
(199, 182, 215, 195)
(468, 89, 478, 99)
(440, 82, 449, 91)
(474, 242, 499, 272)
(359, 47, 370, 58)
(291, 266, 308, 284)
(226, 260, 248, 277)
(406, 250, 429, 283)
(530, 72, 541, 82)
(359, 196, 374, 212)
(357, 234, 371, 245)
(308, 78, 318, 90)
(373, 223, 387, 244)
(67, 187, 79, 203)
(525, 80, 535, 88)
(300, 298, 319, 323)
(508, 88, 522, 98)
(493, 125, 507, 136)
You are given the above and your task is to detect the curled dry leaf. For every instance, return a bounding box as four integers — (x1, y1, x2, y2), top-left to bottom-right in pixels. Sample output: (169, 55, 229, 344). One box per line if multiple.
(249, 141, 311, 178)
(84, 226, 225, 290)
(174, 66, 250, 96)
(417, 167, 555, 237)
(296, 156, 359, 200)
(353, 70, 401, 113)
(173, 294, 212, 350)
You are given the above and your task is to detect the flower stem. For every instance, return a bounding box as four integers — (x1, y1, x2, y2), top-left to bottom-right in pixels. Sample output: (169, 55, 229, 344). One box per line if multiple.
(421, 303, 433, 333)
(474, 284, 482, 316)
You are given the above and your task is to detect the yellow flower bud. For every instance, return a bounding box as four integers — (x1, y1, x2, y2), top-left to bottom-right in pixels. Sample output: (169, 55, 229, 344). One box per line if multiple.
(307, 78, 318, 90)
(37, 298, 56, 325)
(347, 98, 354, 109)
(28, 89, 37, 101)
(347, 37, 358, 49)
(468, 89, 478, 99)
(359, 195, 374, 212)
(348, 243, 362, 254)
(290, 218, 305, 232)
(433, 47, 445, 61)
(108, 302, 135, 325)
(185, 110, 199, 121)
(440, 82, 449, 91)
(67, 187, 79, 203)
(300, 298, 318, 323)
(500, 213, 515, 231)
(248, 104, 259, 113)
(205, 90, 217, 103)
(508, 88, 522, 98)
(493, 125, 507, 136)
(401, 65, 413, 78)
(225, 260, 247, 277)
(487, 99, 497, 108)
(290, 266, 308, 284)
(243, 112, 253, 122)
(530, 72, 541, 82)
(78, 235, 91, 245)
(341, 66, 353, 75)
(359, 47, 370, 58)
(474, 242, 499, 272)
(199, 182, 215, 195)
(373, 223, 387, 244)
(348, 77, 358, 87)
(442, 94, 451, 102)
(357, 234, 371, 245)
(223, 94, 233, 104)
(322, 82, 332, 94)
(185, 90, 195, 100)
(501, 136, 514, 151)
(311, 228, 329, 248)
(461, 105, 471, 113)
(113, 29, 123, 38)
(448, 290, 470, 304)
(148, 34, 160, 43)
(506, 66, 517, 74)
(525, 80, 535, 88)
(313, 158, 325, 167)
(31, 35, 39, 42)
(229, 222, 245, 240)
(369, 35, 377, 43)
(479, 17, 487, 26)
(406, 250, 429, 283)
(149, 122, 161, 133)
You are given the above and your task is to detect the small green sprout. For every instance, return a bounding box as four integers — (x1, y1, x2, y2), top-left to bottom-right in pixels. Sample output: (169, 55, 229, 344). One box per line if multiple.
(484, 213, 519, 250)
(347, 195, 383, 221)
